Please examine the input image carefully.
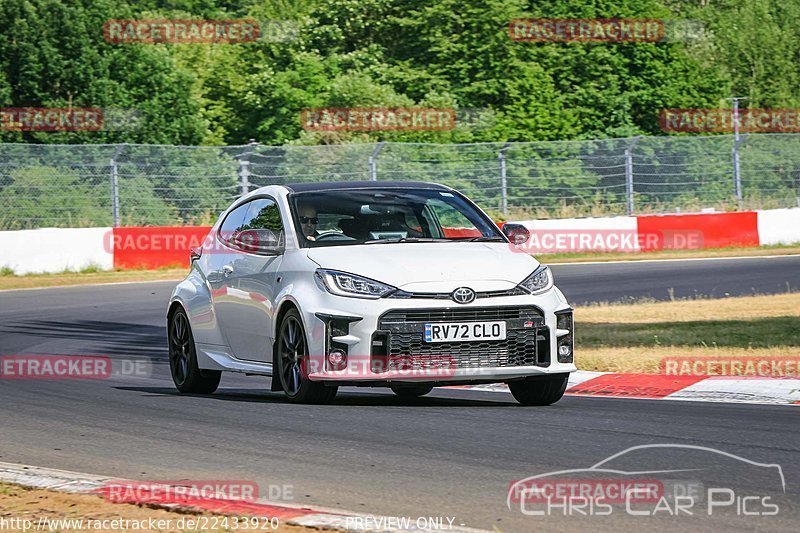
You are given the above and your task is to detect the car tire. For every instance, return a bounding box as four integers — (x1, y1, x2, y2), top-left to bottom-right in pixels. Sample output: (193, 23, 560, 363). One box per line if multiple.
(277, 308, 337, 404)
(508, 374, 569, 406)
(390, 385, 434, 398)
(168, 307, 222, 394)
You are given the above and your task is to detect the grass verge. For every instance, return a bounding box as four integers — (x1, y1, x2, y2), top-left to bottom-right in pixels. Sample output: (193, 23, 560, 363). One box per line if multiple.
(543, 243, 800, 263)
(0, 482, 313, 533)
(0, 268, 186, 291)
(575, 292, 800, 373)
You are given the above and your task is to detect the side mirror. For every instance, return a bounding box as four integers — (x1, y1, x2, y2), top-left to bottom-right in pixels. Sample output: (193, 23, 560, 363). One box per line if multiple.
(234, 229, 284, 255)
(502, 223, 530, 246)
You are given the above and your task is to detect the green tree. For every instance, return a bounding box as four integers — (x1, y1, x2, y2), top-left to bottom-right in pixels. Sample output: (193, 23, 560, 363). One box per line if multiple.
(0, 0, 206, 144)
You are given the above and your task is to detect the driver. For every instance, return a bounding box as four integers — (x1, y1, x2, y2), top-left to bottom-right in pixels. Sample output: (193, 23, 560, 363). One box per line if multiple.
(297, 203, 319, 241)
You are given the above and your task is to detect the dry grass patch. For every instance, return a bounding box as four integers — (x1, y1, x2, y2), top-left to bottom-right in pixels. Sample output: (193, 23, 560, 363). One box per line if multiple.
(577, 346, 800, 374)
(575, 293, 800, 373)
(576, 293, 800, 323)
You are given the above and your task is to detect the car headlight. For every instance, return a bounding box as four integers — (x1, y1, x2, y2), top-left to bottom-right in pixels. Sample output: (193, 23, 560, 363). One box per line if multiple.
(517, 265, 553, 294)
(315, 269, 396, 299)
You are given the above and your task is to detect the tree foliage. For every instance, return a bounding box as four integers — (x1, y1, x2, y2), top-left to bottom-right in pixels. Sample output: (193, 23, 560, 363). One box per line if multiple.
(2, 0, 799, 227)
(0, 0, 796, 145)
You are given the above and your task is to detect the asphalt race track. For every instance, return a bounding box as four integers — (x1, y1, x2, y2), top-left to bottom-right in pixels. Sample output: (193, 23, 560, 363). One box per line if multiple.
(1, 255, 799, 531)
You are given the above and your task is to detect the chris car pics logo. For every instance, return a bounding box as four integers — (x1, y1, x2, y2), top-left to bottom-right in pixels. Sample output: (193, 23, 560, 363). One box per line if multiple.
(508, 444, 785, 517)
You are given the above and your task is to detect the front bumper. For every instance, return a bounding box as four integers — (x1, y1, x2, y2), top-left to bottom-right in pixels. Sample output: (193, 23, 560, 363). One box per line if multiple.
(298, 286, 576, 385)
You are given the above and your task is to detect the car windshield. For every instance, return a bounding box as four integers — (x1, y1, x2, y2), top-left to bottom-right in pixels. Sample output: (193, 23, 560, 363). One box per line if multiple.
(289, 188, 505, 247)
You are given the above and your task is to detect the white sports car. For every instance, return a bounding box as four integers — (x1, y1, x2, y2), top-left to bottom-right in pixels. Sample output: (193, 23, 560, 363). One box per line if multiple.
(167, 181, 575, 405)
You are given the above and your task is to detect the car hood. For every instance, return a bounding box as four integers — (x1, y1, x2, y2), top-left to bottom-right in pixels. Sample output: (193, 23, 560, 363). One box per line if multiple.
(306, 242, 539, 292)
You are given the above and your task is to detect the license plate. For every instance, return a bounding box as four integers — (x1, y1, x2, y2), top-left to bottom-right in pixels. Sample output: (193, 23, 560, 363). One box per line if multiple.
(423, 321, 506, 343)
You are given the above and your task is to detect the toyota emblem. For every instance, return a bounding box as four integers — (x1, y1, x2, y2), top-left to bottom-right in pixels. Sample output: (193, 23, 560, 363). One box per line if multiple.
(451, 287, 476, 304)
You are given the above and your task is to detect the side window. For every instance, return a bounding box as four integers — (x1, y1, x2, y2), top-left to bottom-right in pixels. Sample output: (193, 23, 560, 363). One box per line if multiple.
(234, 198, 285, 253)
(402, 211, 425, 234)
(426, 199, 478, 230)
(219, 203, 249, 244)
(241, 199, 283, 233)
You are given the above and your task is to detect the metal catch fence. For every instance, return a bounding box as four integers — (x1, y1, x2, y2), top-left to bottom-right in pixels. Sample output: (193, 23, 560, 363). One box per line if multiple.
(1, 134, 798, 229)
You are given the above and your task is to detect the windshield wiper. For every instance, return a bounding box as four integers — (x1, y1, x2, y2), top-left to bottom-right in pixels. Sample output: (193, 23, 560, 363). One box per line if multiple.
(362, 237, 445, 244)
(364, 236, 505, 244)
(463, 236, 506, 242)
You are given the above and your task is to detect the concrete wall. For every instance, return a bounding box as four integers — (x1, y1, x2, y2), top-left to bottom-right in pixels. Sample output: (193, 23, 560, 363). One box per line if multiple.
(0, 227, 113, 274)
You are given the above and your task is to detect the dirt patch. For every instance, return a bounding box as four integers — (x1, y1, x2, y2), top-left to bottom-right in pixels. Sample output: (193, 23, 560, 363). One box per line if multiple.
(0, 483, 319, 532)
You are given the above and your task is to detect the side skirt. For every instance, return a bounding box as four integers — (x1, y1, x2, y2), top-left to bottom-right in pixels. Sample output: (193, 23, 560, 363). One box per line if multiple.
(196, 343, 273, 376)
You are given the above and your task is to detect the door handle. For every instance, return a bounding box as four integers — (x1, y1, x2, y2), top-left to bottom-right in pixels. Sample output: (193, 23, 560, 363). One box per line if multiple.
(221, 264, 234, 277)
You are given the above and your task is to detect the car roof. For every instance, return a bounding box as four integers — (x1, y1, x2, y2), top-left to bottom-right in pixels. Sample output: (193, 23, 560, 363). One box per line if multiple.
(282, 181, 451, 193)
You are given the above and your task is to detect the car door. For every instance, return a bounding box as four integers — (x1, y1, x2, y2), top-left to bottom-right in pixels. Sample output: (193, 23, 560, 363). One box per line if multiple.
(219, 197, 286, 363)
(207, 202, 249, 351)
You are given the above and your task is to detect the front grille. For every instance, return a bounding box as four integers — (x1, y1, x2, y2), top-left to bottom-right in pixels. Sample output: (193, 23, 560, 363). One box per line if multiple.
(374, 306, 550, 371)
(381, 307, 533, 323)
(388, 287, 528, 300)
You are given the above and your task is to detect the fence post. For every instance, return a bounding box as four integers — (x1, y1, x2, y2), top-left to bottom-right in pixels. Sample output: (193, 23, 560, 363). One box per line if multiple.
(732, 138, 743, 207)
(499, 142, 511, 215)
(109, 144, 126, 227)
(369, 142, 386, 181)
(239, 160, 251, 195)
(624, 136, 641, 216)
(237, 139, 258, 195)
(732, 103, 743, 207)
(728, 97, 747, 209)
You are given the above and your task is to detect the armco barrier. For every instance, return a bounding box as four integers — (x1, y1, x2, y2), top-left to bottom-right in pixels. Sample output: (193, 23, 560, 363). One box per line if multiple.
(0, 208, 798, 274)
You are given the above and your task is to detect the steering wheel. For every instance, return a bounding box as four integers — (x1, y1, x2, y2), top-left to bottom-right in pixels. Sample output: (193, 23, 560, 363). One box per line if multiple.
(314, 231, 354, 241)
